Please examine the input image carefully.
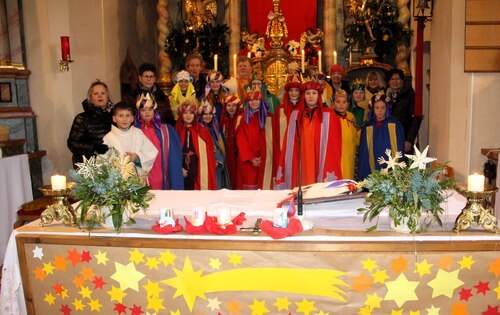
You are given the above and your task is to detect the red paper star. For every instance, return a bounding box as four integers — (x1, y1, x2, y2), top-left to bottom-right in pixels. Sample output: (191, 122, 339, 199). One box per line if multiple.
(459, 287, 473, 301)
(52, 283, 64, 295)
(113, 303, 127, 314)
(92, 276, 106, 289)
(474, 281, 490, 295)
(482, 305, 500, 315)
(81, 250, 92, 263)
(129, 304, 144, 315)
(66, 248, 82, 266)
(59, 304, 72, 315)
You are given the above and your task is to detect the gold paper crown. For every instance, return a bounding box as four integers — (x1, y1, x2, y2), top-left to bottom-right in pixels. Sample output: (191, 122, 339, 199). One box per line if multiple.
(334, 89, 348, 99)
(351, 78, 365, 91)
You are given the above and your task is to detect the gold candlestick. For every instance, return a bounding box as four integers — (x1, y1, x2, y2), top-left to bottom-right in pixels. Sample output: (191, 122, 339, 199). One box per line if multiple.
(39, 184, 77, 227)
(454, 183, 499, 233)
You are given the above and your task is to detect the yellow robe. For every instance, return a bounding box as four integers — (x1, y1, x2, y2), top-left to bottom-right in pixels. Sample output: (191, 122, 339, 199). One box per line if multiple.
(339, 112, 360, 180)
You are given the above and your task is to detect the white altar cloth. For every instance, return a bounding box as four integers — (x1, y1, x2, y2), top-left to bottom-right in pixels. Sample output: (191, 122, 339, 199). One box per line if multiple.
(0, 189, 487, 315)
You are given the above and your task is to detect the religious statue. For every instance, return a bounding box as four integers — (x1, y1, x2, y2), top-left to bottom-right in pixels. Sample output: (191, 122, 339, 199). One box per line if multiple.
(241, 30, 266, 57)
(299, 28, 324, 67)
(265, 0, 288, 49)
(347, 0, 376, 44)
(184, 0, 217, 31)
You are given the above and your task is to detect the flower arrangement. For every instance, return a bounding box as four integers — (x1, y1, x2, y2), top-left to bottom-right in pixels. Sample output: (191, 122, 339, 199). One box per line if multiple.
(358, 146, 455, 233)
(70, 147, 154, 231)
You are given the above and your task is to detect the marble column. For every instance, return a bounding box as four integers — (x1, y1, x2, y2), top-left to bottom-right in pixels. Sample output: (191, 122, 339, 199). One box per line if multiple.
(323, 0, 336, 72)
(228, 1, 240, 78)
(157, 0, 172, 84)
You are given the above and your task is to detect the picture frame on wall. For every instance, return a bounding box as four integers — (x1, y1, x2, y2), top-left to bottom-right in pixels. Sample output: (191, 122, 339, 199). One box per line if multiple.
(0, 83, 12, 103)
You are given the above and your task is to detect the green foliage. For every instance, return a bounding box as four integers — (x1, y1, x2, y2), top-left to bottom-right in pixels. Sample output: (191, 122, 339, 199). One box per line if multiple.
(165, 24, 230, 76)
(70, 148, 154, 232)
(357, 151, 455, 233)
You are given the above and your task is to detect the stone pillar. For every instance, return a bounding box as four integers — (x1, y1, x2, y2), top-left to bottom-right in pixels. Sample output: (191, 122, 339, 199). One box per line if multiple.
(156, 0, 172, 84)
(323, 0, 336, 72)
(228, 1, 240, 78)
(0, 0, 10, 65)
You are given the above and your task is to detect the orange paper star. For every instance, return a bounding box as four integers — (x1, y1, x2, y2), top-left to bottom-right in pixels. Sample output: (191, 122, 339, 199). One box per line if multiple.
(351, 271, 373, 293)
(53, 256, 69, 272)
(391, 255, 409, 274)
(437, 255, 454, 270)
(488, 258, 500, 277)
(67, 248, 83, 266)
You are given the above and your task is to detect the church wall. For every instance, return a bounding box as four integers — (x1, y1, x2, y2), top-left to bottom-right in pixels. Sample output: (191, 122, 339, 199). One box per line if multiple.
(22, 0, 156, 183)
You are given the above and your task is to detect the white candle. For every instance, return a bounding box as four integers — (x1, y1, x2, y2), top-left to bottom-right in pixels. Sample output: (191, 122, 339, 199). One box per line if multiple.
(273, 208, 288, 228)
(217, 207, 232, 225)
(214, 54, 218, 72)
(468, 173, 485, 192)
(192, 207, 206, 226)
(247, 52, 251, 59)
(333, 50, 337, 64)
(318, 50, 322, 73)
(301, 49, 305, 73)
(51, 175, 66, 190)
(233, 54, 237, 78)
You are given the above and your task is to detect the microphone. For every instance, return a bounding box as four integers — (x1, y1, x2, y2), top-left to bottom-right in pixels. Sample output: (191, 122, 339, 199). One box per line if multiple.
(295, 120, 303, 216)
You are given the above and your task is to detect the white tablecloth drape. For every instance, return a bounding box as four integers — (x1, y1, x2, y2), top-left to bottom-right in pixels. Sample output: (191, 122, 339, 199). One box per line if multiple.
(0, 154, 33, 265)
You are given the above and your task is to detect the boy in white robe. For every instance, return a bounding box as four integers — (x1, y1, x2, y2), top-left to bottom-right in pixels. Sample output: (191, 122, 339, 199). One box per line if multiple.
(103, 102, 158, 175)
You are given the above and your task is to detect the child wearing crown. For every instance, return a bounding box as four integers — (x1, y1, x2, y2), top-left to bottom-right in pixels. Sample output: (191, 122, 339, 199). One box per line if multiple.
(236, 89, 275, 190)
(202, 71, 228, 122)
(170, 70, 197, 120)
(349, 78, 369, 127)
(134, 93, 184, 190)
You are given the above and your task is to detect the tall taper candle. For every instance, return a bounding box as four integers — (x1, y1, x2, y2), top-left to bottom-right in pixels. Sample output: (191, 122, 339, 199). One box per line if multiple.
(333, 50, 337, 65)
(214, 54, 218, 72)
(233, 54, 237, 77)
(301, 49, 305, 73)
(318, 50, 322, 73)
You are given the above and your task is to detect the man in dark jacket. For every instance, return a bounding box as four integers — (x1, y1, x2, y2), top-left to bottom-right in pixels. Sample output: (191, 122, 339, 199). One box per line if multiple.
(386, 68, 422, 153)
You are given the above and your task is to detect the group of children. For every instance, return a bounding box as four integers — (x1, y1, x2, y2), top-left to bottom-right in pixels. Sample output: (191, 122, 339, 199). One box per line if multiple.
(68, 60, 408, 191)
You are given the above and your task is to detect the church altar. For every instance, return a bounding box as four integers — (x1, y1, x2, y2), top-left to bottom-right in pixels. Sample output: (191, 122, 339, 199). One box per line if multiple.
(2, 190, 500, 314)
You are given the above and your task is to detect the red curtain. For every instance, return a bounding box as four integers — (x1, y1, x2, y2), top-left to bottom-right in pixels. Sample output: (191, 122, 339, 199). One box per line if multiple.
(247, 0, 317, 44)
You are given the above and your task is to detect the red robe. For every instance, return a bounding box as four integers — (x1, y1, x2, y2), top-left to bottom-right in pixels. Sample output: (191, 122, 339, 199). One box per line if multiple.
(272, 99, 299, 177)
(175, 122, 217, 190)
(220, 114, 242, 189)
(236, 112, 275, 190)
(276, 107, 343, 189)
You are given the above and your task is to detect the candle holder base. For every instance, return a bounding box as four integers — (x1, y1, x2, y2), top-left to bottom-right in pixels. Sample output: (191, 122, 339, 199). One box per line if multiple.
(39, 184, 77, 227)
(453, 183, 499, 233)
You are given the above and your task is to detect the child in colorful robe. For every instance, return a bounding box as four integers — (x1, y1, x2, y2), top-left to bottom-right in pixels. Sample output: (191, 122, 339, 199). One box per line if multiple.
(175, 100, 217, 190)
(170, 70, 196, 120)
(134, 93, 184, 190)
(202, 71, 228, 122)
(236, 89, 275, 190)
(220, 95, 242, 189)
(333, 89, 360, 180)
(349, 78, 368, 127)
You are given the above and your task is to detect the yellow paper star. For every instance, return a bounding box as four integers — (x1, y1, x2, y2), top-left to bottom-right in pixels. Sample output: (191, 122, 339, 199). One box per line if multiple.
(78, 286, 92, 300)
(365, 292, 383, 309)
(44, 293, 56, 305)
(274, 297, 291, 311)
(72, 298, 85, 311)
(94, 250, 109, 265)
(358, 305, 373, 315)
(111, 261, 146, 292)
(43, 262, 55, 276)
(228, 252, 243, 266)
(145, 257, 160, 270)
(426, 305, 440, 315)
(88, 298, 102, 311)
(391, 309, 403, 315)
(147, 295, 165, 313)
(209, 258, 222, 270)
(249, 299, 270, 315)
(295, 298, 317, 315)
(107, 285, 127, 303)
(158, 250, 176, 266)
(316, 311, 330, 315)
(143, 280, 164, 298)
(207, 297, 222, 311)
(494, 281, 500, 300)
(458, 255, 476, 270)
(60, 288, 69, 299)
(410, 311, 421, 315)
(384, 273, 419, 308)
(129, 249, 145, 264)
(170, 310, 181, 315)
(361, 258, 378, 273)
(372, 269, 390, 284)
(414, 259, 433, 277)
(427, 269, 463, 298)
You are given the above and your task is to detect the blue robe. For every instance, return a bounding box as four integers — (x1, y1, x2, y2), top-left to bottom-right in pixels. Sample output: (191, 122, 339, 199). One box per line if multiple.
(136, 122, 184, 190)
(358, 117, 405, 181)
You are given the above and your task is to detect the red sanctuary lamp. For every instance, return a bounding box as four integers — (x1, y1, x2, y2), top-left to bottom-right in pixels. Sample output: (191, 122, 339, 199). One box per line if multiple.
(58, 36, 74, 72)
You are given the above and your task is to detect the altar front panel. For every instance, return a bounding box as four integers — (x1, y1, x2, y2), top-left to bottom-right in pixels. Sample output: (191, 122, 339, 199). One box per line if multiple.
(17, 231, 500, 315)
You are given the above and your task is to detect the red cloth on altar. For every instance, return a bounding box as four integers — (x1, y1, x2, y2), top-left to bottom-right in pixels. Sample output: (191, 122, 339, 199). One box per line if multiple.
(175, 122, 217, 190)
(236, 112, 275, 190)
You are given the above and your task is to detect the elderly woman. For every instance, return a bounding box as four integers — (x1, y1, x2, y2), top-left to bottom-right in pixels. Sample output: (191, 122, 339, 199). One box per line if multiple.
(67, 79, 113, 166)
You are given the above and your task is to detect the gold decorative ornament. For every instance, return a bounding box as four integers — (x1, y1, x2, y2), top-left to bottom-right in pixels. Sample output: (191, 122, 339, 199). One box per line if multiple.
(184, 0, 217, 31)
(39, 184, 77, 227)
(266, 0, 288, 49)
(454, 183, 499, 233)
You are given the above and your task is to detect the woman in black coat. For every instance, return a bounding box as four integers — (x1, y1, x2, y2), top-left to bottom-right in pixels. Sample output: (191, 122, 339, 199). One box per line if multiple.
(67, 80, 113, 166)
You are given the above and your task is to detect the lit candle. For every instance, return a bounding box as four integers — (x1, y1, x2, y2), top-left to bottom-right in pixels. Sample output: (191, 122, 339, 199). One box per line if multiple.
(333, 50, 337, 64)
(247, 51, 251, 59)
(318, 50, 322, 73)
(51, 175, 66, 190)
(301, 49, 305, 73)
(217, 207, 232, 225)
(233, 53, 237, 78)
(60, 36, 70, 61)
(468, 173, 485, 192)
(214, 54, 218, 72)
